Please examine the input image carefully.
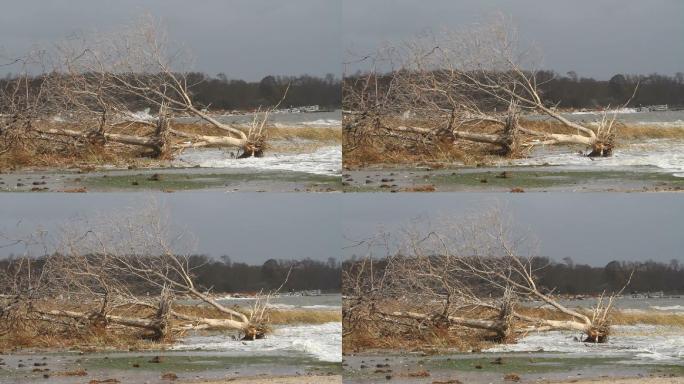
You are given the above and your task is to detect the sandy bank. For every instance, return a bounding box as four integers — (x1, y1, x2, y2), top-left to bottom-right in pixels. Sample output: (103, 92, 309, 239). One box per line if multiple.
(546, 377, 683, 384)
(183, 374, 342, 384)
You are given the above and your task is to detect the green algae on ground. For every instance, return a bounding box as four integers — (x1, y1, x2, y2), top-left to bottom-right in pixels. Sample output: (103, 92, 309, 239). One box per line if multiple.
(343, 353, 684, 381)
(81, 353, 340, 373)
(427, 355, 624, 374)
(342, 168, 684, 192)
(430, 170, 684, 189)
(83, 171, 341, 191)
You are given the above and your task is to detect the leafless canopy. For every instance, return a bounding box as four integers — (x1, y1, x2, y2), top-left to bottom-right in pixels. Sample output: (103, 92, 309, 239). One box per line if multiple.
(0, 206, 278, 342)
(1, 17, 284, 160)
(344, 18, 635, 158)
(344, 212, 628, 345)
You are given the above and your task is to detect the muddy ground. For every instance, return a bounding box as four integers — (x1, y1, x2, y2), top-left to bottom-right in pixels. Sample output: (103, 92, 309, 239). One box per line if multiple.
(342, 166, 684, 192)
(0, 351, 341, 384)
(342, 352, 684, 384)
(0, 167, 341, 193)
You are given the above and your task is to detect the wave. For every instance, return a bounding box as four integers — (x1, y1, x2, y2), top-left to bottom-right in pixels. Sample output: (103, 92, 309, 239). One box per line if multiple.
(512, 139, 684, 177)
(485, 324, 684, 365)
(570, 108, 639, 115)
(266, 304, 340, 310)
(651, 305, 684, 312)
(175, 145, 341, 176)
(171, 322, 341, 362)
(301, 119, 341, 127)
(635, 120, 684, 127)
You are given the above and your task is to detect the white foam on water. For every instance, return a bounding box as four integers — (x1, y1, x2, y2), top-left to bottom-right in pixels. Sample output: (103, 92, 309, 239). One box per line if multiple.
(485, 324, 684, 365)
(273, 119, 341, 129)
(124, 108, 156, 122)
(171, 322, 342, 362)
(651, 305, 684, 312)
(635, 120, 684, 127)
(570, 108, 639, 115)
(266, 304, 341, 310)
(511, 139, 684, 176)
(301, 119, 342, 127)
(175, 145, 341, 176)
(301, 305, 341, 310)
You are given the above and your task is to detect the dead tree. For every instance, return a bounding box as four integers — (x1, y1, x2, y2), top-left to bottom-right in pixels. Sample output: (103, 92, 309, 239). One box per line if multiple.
(0, 207, 273, 343)
(343, 212, 626, 347)
(1, 18, 283, 160)
(344, 18, 633, 158)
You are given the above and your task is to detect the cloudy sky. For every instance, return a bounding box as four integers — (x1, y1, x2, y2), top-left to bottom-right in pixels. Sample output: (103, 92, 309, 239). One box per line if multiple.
(0, 0, 341, 81)
(0, 193, 341, 265)
(343, 0, 684, 79)
(342, 193, 684, 266)
(1, 193, 682, 266)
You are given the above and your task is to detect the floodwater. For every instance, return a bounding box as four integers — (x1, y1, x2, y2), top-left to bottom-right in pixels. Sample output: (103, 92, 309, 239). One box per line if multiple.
(519, 110, 684, 176)
(510, 139, 684, 177)
(173, 295, 342, 363)
(503, 297, 684, 365)
(176, 145, 341, 176)
(175, 110, 342, 176)
(178, 109, 342, 128)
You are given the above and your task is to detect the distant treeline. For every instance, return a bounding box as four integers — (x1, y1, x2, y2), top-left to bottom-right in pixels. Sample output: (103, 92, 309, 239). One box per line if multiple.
(0, 72, 342, 111)
(534, 71, 684, 109)
(344, 71, 684, 110)
(343, 257, 684, 295)
(0, 255, 341, 293)
(186, 73, 341, 110)
(534, 257, 684, 295)
(186, 255, 341, 293)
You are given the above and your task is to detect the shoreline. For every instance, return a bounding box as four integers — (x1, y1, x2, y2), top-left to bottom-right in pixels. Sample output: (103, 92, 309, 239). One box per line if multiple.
(182, 375, 343, 384)
(342, 166, 684, 192)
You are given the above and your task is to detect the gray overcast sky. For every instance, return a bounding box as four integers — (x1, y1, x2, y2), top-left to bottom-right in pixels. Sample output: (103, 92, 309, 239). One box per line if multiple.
(0, 0, 341, 81)
(0, 193, 341, 265)
(342, 193, 684, 267)
(343, 0, 684, 79)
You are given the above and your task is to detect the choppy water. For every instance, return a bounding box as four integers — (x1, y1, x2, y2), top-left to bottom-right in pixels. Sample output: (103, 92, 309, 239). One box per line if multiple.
(486, 325, 684, 365)
(176, 145, 341, 175)
(173, 110, 341, 175)
(177, 110, 342, 128)
(172, 294, 341, 362)
(172, 322, 341, 363)
(489, 297, 684, 365)
(511, 139, 684, 177)
(215, 293, 342, 310)
(566, 109, 684, 127)
(515, 110, 684, 176)
(549, 297, 684, 313)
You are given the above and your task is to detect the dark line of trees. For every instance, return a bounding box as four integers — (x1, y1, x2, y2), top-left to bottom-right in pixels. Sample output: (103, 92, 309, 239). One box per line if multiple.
(342, 256, 684, 295)
(535, 71, 684, 109)
(1, 72, 342, 111)
(344, 70, 684, 110)
(187, 255, 341, 293)
(187, 73, 341, 110)
(0, 255, 342, 293)
(534, 257, 684, 295)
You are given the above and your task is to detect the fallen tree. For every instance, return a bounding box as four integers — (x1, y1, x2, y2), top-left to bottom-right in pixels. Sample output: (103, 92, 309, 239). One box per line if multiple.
(343, 212, 629, 351)
(0, 18, 284, 162)
(0, 207, 278, 345)
(343, 18, 636, 160)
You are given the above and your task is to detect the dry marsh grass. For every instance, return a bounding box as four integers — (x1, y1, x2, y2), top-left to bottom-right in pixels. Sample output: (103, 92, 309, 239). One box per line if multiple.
(343, 116, 684, 168)
(343, 300, 684, 354)
(0, 300, 339, 352)
(0, 121, 338, 170)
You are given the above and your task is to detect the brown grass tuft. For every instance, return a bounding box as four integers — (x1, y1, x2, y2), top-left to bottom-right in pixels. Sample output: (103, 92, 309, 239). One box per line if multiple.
(343, 116, 684, 168)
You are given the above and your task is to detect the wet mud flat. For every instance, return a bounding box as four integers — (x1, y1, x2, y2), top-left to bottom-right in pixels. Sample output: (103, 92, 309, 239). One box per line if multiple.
(342, 352, 684, 384)
(0, 167, 341, 193)
(342, 166, 684, 192)
(0, 350, 341, 384)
